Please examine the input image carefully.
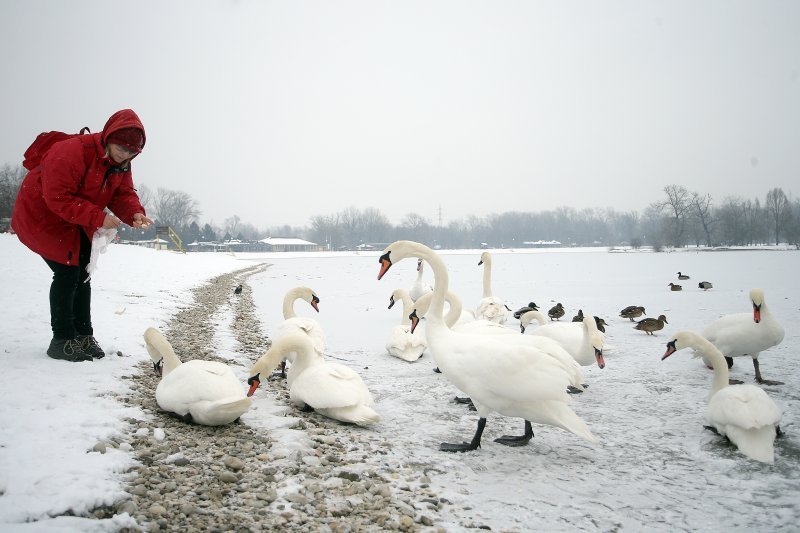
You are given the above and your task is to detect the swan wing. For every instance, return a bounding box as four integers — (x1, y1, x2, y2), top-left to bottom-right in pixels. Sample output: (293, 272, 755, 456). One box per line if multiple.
(386, 325, 426, 361)
(290, 363, 374, 409)
(709, 386, 782, 429)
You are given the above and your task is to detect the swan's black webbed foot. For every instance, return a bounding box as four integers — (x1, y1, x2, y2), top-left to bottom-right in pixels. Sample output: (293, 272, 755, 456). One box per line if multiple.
(494, 420, 534, 447)
(728, 378, 744, 385)
(725, 356, 734, 369)
(703, 425, 720, 435)
(440, 417, 486, 453)
(756, 378, 784, 386)
(454, 396, 476, 411)
(433, 367, 442, 373)
(776, 425, 783, 438)
(440, 441, 481, 452)
(300, 404, 314, 412)
(566, 385, 583, 394)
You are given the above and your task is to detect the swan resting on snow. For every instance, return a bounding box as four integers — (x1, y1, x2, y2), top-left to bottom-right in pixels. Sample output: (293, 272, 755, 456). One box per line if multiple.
(475, 251, 510, 324)
(247, 333, 380, 426)
(379, 240, 596, 452)
(385, 288, 426, 362)
(143, 327, 251, 426)
(273, 286, 326, 380)
(662, 330, 782, 464)
(701, 288, 785, 386)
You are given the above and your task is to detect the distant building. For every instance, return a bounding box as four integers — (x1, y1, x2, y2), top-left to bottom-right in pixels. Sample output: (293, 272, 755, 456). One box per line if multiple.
(258, 237, 321, 252)
(521, 240, 562, 248)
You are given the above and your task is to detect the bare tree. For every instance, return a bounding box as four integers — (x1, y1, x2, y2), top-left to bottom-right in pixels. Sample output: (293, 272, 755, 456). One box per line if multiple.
(652, 185, 691, 247)
(765, 187, 790, 245)
(0, 164, 25, 218)
(224, 215, 241, 240)
(689, 192, 715, 247)
(150, 188, 201, 229)
(136, 184, 153, 213)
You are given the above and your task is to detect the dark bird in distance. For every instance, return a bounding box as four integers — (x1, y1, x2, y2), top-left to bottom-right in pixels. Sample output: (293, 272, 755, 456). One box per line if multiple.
(234, 284, 243, 295)
(698, 281, 713, 290)
(513, 302, 539, 320)
(548, 303, 565, 321)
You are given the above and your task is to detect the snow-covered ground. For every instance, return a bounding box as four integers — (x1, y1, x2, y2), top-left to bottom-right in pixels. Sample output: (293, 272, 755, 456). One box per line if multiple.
(1, 233, 798, 531)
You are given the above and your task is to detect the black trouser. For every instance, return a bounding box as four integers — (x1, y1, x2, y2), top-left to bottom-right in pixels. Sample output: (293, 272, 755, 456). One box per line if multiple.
(43, 231, 93, 339)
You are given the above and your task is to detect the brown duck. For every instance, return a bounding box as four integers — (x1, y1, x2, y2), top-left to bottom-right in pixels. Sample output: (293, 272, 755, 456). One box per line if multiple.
(593, 316, 608, 333)
(548, 303, 565, 321)
(698, 281, 713, 290)
(634, 315, 668, 335)
(668, 283, 682, 291)
(619, 305, 646, 321)
(572, 309, 584, 322)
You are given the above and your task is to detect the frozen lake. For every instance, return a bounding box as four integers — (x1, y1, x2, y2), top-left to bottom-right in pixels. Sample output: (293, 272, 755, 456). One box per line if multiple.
(247, 246, 800, 531)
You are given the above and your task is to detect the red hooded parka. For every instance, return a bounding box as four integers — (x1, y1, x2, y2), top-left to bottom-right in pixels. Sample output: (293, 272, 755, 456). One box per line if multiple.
(11, 109, 148, 266)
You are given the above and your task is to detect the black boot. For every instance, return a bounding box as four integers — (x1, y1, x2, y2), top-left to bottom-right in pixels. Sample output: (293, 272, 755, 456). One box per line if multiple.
(47, 338, 93, 362)
(77, 335, 106, 359)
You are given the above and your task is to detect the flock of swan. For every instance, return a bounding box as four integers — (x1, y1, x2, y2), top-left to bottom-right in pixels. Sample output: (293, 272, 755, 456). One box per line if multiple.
(141, 239, 787, 465)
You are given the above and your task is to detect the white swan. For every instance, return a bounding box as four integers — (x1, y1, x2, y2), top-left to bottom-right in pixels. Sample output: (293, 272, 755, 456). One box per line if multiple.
(247, 333, 380, 426)
(413, 292, 584, 393)
(385, 288, 427, 362)
(273, 286, 326, 381)
(409, 258, 434, 302)
(521, 313, 606, 369)
(701, 288, 785, 385)
(143, 327, 251, 426)
(475, 251, 510, 324)
(662, 331, 782, 464)
(378, 240, 596, 452)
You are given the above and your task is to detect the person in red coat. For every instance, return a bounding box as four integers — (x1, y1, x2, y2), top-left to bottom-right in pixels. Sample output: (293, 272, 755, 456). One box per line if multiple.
(12, 109, 154, 361)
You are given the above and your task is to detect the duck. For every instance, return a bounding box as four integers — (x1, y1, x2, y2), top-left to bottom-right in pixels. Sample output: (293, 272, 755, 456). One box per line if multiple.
(522, 313, 606, 369)
(668, 283, 683, 291)
(475, 251, 511, 324)
(143, 327, 251, 426)
(385, 288, 426, 362)
(572, 309, 584, 323)
(247, 333, 380, 426)
(701, 288, 785, 386)
(633, 315, 668, 336)
(413, 294, 583, 393)
(698, 281, 713, 290)
(379, 240, 597, 452)
(233, 284, 243, 295)
(513, 302, 539, 320)
(661, 331, 782, 464)
(593, 316, 608, 333)
(273, 286, 326, 381)
(677, 272, 691, 280)
(619, 306, 646, 321)
(409, 258, 434, 302)
(548, 303, 565, 321)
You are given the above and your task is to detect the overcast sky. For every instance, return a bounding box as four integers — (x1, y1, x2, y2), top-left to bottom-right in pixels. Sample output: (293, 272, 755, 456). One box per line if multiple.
(1, 1, 798, 228)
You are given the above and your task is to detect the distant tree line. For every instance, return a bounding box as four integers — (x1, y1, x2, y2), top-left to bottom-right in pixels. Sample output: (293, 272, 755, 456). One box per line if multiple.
(1, 163, 798, 249)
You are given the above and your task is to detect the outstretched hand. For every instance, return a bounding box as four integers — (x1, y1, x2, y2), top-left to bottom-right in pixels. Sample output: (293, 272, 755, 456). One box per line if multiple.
(132, 213, 154, 229)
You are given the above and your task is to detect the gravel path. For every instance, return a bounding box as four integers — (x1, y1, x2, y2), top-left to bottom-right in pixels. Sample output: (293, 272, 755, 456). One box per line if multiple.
(102, 265, 450, 532)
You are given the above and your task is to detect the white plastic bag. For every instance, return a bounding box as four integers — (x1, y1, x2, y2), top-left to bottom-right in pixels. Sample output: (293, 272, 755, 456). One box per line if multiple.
(85, 227, 117, 281)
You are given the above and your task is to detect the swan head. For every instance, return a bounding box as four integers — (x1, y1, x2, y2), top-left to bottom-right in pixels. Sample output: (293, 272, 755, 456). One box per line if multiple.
(661, 331, 703, 361)
(750, 288, 764, 323)
(379, 241, 422, 279)
(416, 258, 423, 272)
(389, 288, 406, 309)
(409, 309, 422, 333)
(584, 318, 606, 368)
(478, 251, 491, 266)
(143, 327, 179, 376)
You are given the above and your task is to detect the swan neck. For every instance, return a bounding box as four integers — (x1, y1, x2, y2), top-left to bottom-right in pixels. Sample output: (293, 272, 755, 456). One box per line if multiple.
(399, 290, 413, 326)
(481, 256, 493, 298)
(444, 291, 462, 327)
(282, 287, 302, 319)
(690, 333, 729, 397)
